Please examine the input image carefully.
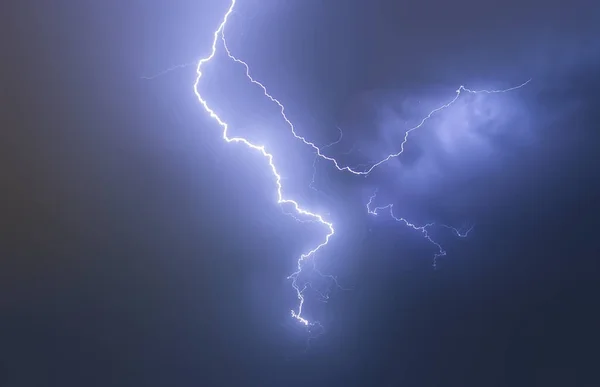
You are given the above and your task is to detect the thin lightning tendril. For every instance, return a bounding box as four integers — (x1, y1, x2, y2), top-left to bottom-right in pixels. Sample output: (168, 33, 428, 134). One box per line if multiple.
(192, 0, 529, 327)
(366, 190, 472, 268)
(142, 61, 198, 80)
(310, 126, 344, 192)
(221, 31, 531, 175)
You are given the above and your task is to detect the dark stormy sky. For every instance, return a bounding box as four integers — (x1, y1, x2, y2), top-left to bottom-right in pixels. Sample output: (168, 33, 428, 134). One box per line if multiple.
(2, 0, 600, 386)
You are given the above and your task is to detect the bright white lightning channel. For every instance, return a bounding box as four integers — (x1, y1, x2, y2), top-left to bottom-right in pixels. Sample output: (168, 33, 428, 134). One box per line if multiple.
(194, 0, 332, 327)
(194, 0, 529, 327)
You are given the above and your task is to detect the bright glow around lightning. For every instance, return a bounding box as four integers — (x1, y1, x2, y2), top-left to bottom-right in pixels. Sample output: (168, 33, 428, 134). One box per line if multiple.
(192, 0, 529, 328)
(194, 0, 333, 327)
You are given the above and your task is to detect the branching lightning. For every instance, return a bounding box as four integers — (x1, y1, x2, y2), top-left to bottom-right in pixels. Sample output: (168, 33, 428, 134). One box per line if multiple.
(190, 0, 529, 328)
(221, 30, 530, 175)
(366, 190, 472, 269)
(194, 0, 333, 327)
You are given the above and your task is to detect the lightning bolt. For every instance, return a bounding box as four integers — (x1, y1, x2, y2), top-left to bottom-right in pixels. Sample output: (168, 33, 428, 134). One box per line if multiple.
(193, 0, 333, 327)
(366, 190, 472, 269)
(191, 0, 530, 328)
(221, 30, 530, 175)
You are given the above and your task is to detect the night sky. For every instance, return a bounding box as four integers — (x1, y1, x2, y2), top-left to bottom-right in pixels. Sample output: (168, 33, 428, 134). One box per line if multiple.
(3, 0, 600, 386)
